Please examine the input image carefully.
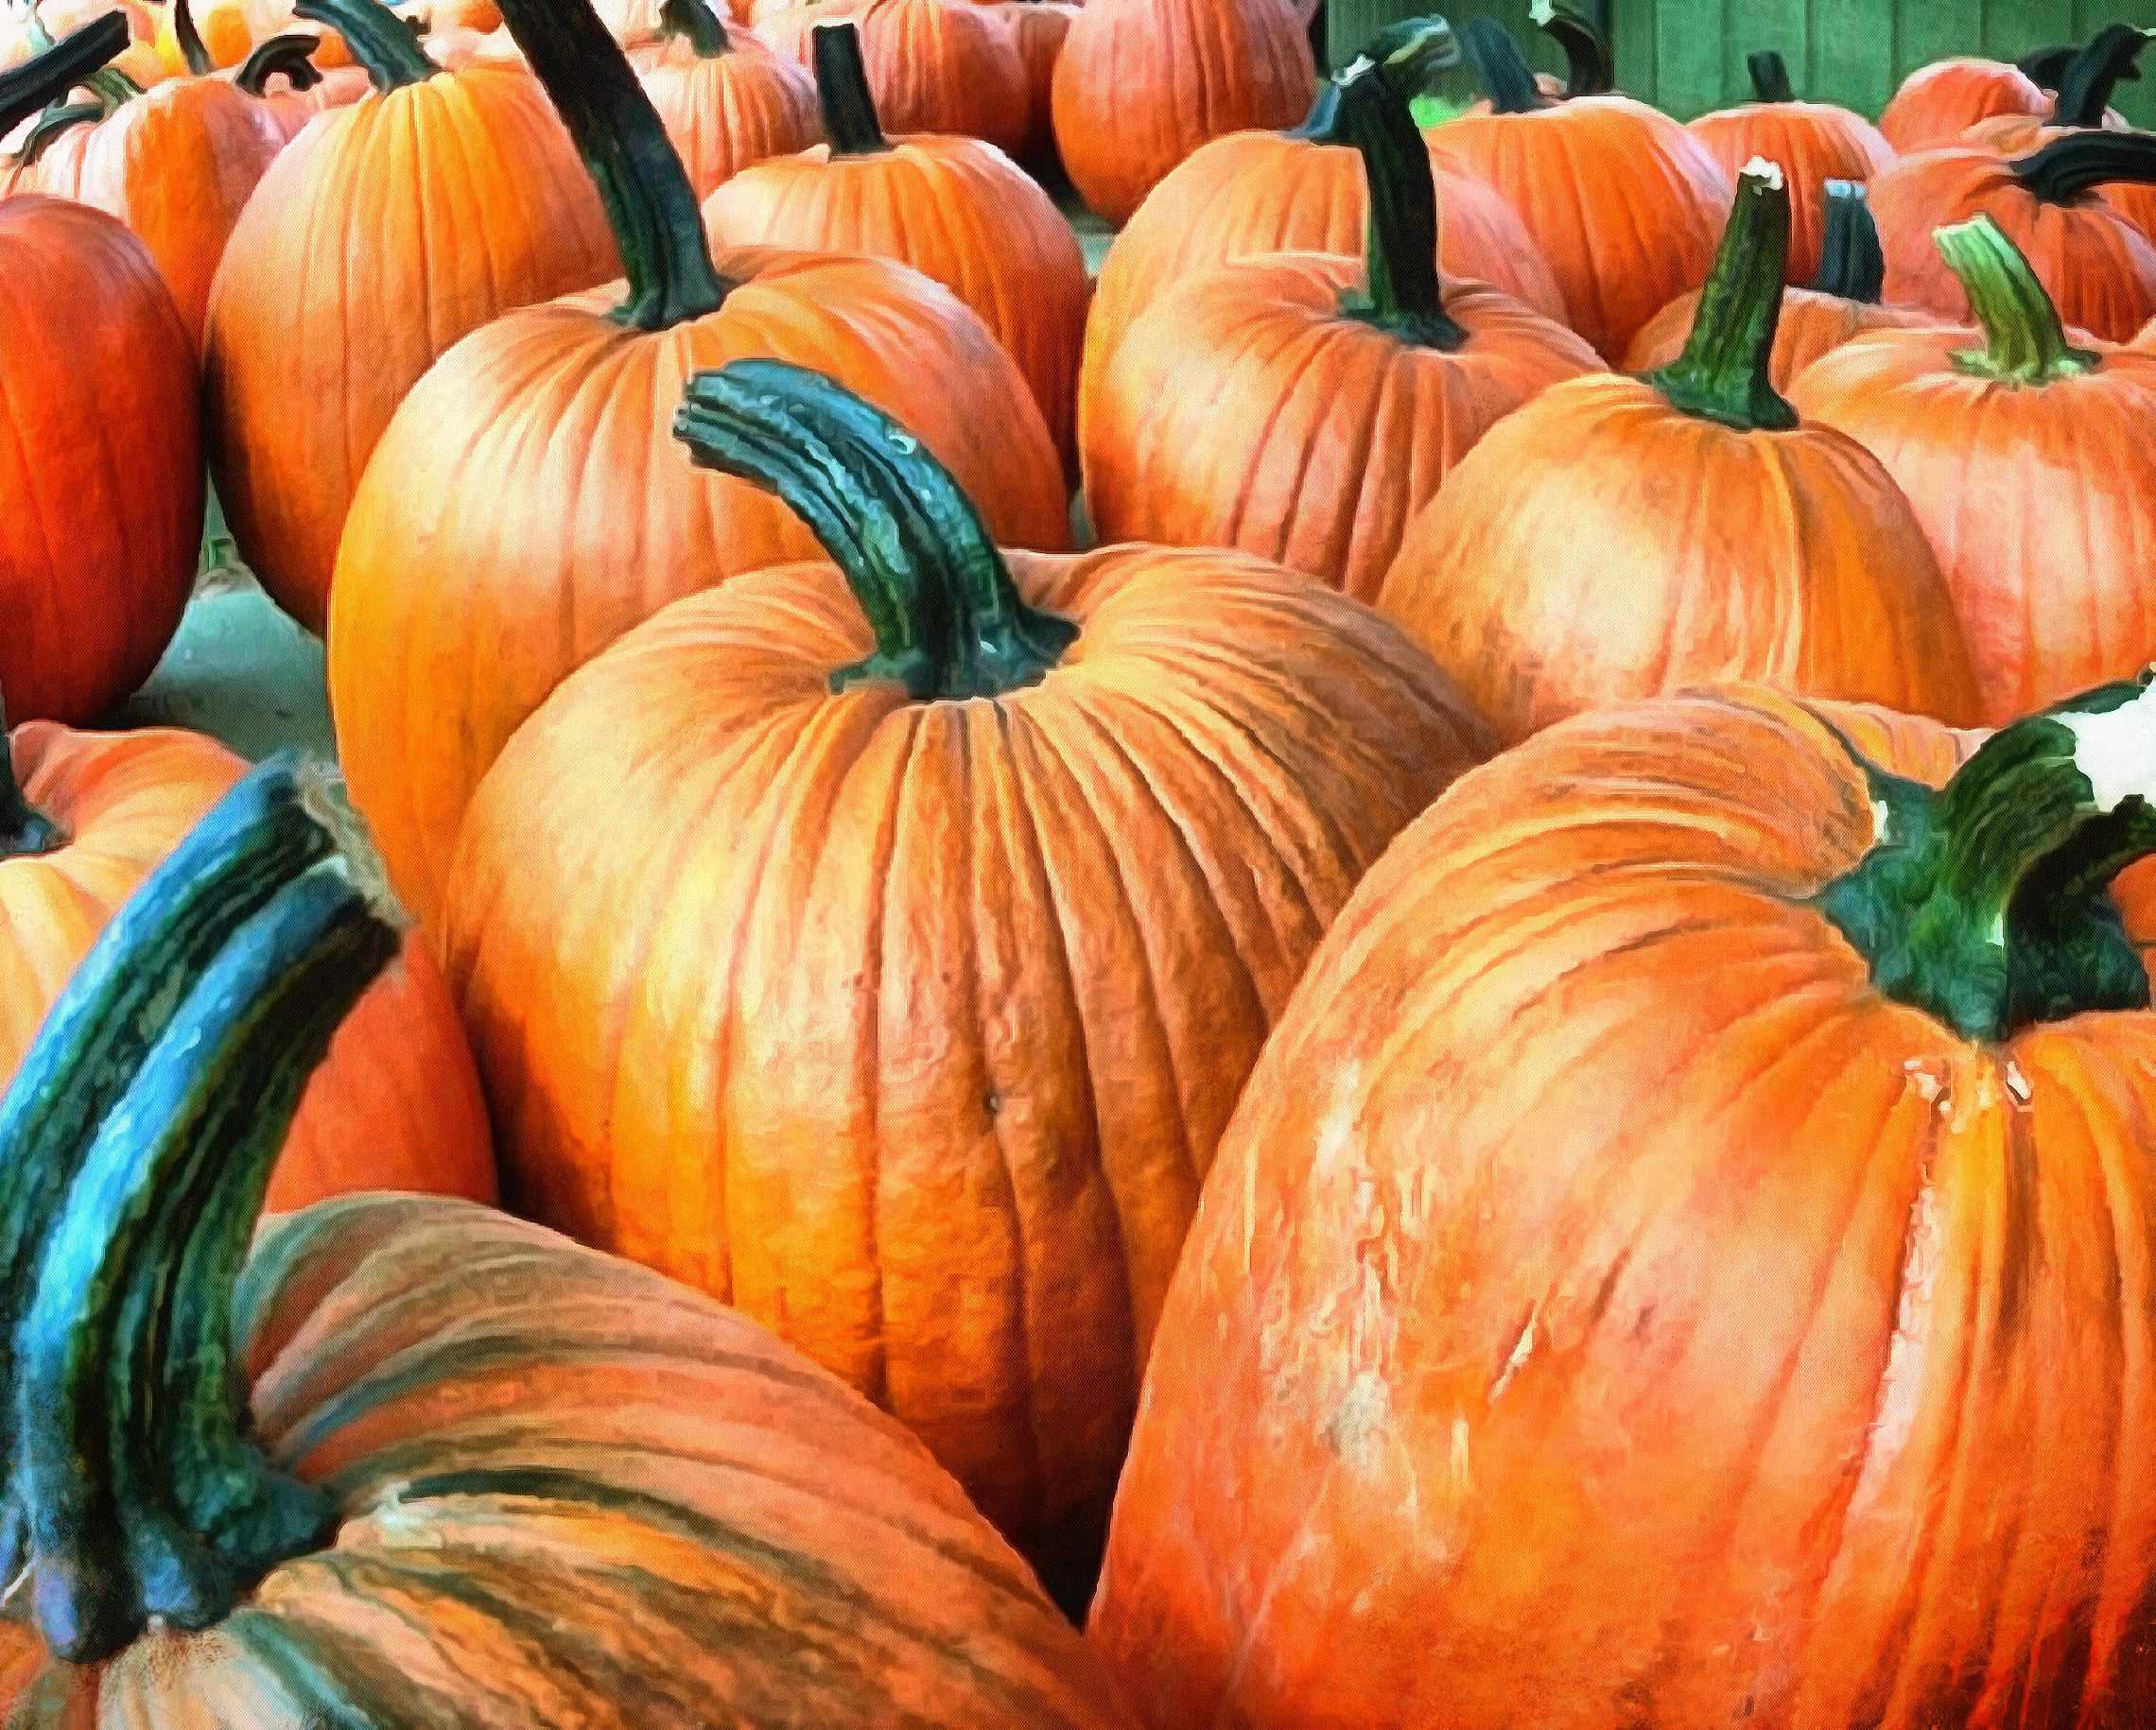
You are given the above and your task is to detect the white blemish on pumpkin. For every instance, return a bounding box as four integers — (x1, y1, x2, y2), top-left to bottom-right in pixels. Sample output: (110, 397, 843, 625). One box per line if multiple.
(1450, 1416, 1473, 1494)
(2005, 1061, 2033, 1106)
(1903, 1056, 1946, 1106)
(1488, 1306, 1539, 1404)
(2060, 679, 2156, 812)
(367, 1481, 446, 1550)
(1870, 798, 1892, 846)
(1326, 1370, 1391, 1470)
(1742, 157, 1786, 192)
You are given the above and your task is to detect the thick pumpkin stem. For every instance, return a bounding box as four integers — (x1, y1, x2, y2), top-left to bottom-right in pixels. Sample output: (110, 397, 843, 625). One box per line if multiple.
(291, 0, 434, 91)
(1817, 672, 2156, 1041)
(660, 0, 732, 58)
(813, 23, 888, 155)
(1645, 160, 1799, 431)
(1290, 15, 1457, 142)
(1531, 1, 1612, 96)
(1459, 17, 1552, 113)
(2011, 130, 2156, 202)
(673, 360, 1077, 701)
(173, 0, 217, 76)
(2051, 24, 2152, 129)
(1747, 48, 1797, 103)
(1938, 216, 2098, 384)
(496, 0, 732, 329)
(1333, 54, 1463, 350)
(0, 13, 127, 137)
(236, 34, 326, 95)
(1806, 181, 1885, 302)
(0, 699, 61, 861)
(2018, 43, 2078, 88)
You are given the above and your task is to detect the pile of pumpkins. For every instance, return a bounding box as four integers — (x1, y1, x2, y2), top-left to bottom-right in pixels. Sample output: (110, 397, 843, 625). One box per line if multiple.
(7, 0, 2156, 1716)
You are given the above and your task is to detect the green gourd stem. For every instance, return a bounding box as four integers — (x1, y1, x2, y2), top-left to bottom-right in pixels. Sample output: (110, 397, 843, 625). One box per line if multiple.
(173, 0, 216, 78)
(1458, 17, 1552, 113)
(1645, 163, 1799, 431)
(495, 0, 732, 329)
(2011, 130, 2156, 201)
(2018, 43, 2078, 88)
(1333, 54, 1463, 350)
(673, 360, 1077, 701)
(236, 34, 326, 95)
(1291, 15, 1457, 140)
(660, 0, 732, 57)
(0, 697, 61, 860)
(1747, 48, 1797, 102)
(14, 103, 100, 167)
(1816, 672, 2156, 1042)
(1531, 1, 1612, 96)
(1937, 215, 2099, 384)
(290, 0, 435, 92)
(1806, 180, 1886, 302)
(82, 66, 142, 112)
(2050, 24, 2153, 128)
(813, 23, 888, 155)
(0, 13, 127, 137)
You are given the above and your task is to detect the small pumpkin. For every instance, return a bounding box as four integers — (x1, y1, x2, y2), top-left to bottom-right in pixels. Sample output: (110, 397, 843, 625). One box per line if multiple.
(1376, 161, 1980, 744)
(629, 0, 818, 199)
(1081, 53, 1598, 602)
(1961, 23, 2147, 153)
(443, 357, 1490, 1587)
(0, 757, 1126, 1727)
(762, 0, 1029, 155)
(1879, 51, 2046, 153)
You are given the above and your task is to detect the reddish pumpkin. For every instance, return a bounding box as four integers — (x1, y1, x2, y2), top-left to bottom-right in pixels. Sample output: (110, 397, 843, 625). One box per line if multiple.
(1879, 52, 2045, 152)
(761, 0, 1029, 155)
(629, 0, 819, 199)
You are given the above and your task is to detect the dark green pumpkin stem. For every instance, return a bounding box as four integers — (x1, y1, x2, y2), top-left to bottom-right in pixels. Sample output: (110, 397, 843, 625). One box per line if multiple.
(1459, 17, 1553, 113)
(15, 103, 99, 166)
(496, 0, 731, 329)
(1938, 215, 2098, 384)
(173, 0, 216, 78)
(0, 13, 126, 138)
(813, 23, 887, 154)
(1333, 54, 1463, 349)
(236, 33, 326, 95)
(291, 0, 435, 91)
(2018, 43, 2078, 88)
(1290, 15, 1457, 141)
(2011, 130, 2156, 201)
(674, 360, 1077, 701)
(1532, 1, 1612, 96)
(0, 698, 61, 861)
(2051, 24, 2153, 128)
(1807, 180, 1885, 302)
(1817, 672, 2156, 1041)
(1747, 48, 1797, 102)
(660, 0, 732, 57)
(1645, 162, 1799, 431)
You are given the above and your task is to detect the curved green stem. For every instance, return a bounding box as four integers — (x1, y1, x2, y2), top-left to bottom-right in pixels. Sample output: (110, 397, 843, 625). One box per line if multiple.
(1807, 180, 1885, 303)
(236, 34, 326, 95)
(1290, 15, 1456, 142)
(15, 103, 100, 166)
(1938, 215, 2099, 384)
(290, 0, 435, 93)
(1747, 48, 1797, 102)
(1458, 17, 1552, 113)
(659, 0, 732, 57)
(1645, 161, 1798, 431)
(173, 0, 216, 78)
(2011, 130, 2156, 202)
(812, 22, 887, 155)
(83, 66, 143, 112)
(1817, 673, 2156, 1041)
(1531, 1, 1612, 96)
(2051, 24, 2152, 128)
(0, 14, 127, 138)
(0, 699, 61, 860)
(496, 0, 730, 329)
(2018, 43, 2078, 89)
(673, 361, 1076, 701)
(1332, 53, 1462, 349)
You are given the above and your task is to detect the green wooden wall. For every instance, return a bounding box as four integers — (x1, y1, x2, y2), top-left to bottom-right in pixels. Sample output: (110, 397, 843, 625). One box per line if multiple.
(1327, 0, 2156, 127)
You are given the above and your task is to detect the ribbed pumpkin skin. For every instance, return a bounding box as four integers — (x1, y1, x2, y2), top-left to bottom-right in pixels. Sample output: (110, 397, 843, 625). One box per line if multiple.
(1092, 683, 2156, 1729)
(0, 1194, 1127, 1726)
(441, 545, 1489, 1561)
(329, 249, 1069, 928)
(1788, 326, 2156, 724)
(1879, 56, 2045, 152)
(1686, 102, 1896, 283)
(763, 0, 1029, 153)
(1622, 285, 1934, 389)
(1086, 263, 1599, 601)
(631, 31, 821, 199)
(1375, 373, 1982, 744)
(1428, 98, 1734, 359)
(0, 198, 199, 727)
(1051, 0, 1315, 224)
(201, 66, 618, 635)
(1002, 0, 1074, 159)
(1869, 147, 2156, 342)
(0, 723, 495, 1214)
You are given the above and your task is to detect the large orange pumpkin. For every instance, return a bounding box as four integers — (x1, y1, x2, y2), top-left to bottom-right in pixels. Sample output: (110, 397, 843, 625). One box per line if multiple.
(704, 20, 1089, 466)
(0, 768, 1125, 1725)
(1960, 23, 2147, 154)
(328, 0, 1067, 928)
(1377, 161, 1980, 744)
(628, 0, 819, 199)
(1095, 672, 2156, 1726)
(441, 358, 1490, 1592)
(1081, 54, 1597, 602)
(201, 0, 617, 635)
(1879, 52, 2045, 152)
(761, 0, 1029, 154)
(1431, 16, 1732, 359)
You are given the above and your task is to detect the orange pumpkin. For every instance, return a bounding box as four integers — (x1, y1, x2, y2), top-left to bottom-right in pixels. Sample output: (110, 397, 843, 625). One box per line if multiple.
(628, 0, 818, 199)
(1000, 0, 1076, 161)
(329, 0, 1067, 928)
(1880, 52, 2045, 152)
(704, 21, 1088, 466)
(1377, 162, 1980, 745)
(443, 358, 1490, 1590)
(1082, 54, 1597, 602)
(201, 0, 617, 635)
(1869, 131, 2156, 342)
(225, 31, 367, 138)
(1051, 0, 1315, 223)
(1960, 23, 2147, 154)
(761, 0, 1029, 155)
(1624, 180, 1934, 388)
(1431, 17, 1732, 359)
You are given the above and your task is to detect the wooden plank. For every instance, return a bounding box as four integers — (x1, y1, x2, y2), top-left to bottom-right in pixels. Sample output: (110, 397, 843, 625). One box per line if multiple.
(1734, 0, 1812, 105)
(1649, 0, 1726, 112)
(1896, 0, 1983, 79)
(1812, 0, 1898, 115)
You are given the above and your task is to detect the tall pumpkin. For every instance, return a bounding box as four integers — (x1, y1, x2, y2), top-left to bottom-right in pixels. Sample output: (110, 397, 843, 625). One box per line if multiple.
(1082, 55, 1598, 602)
(201, 0, 618, 635)
(704, 21, 1089, 466)
(0, 758, 1126, 1728)
(628, 0, 819, 199)
(1377, 162, 1980, 745)
(327, 0, 1067, 927)
(442, 359, 1490, 1589)
(1095, 675, 2156, 1727)
(1879, 51, 2045, 153)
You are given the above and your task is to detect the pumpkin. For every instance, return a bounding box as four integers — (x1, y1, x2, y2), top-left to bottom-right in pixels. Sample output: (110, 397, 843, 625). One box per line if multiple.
(1094, 671, 2156, 1726)
(0, 757, 1126, 1727)
(201, 0, 617, 636)
(1431, 18, 1732, 360)
(0, 27, 199, 728)
(1377, 162, 1980, 745)
(441, 358, 1490, 1592)
(1081, 54, 1597, 603)
(1687, 50, 1895, 284)
(1051, 0, 1315, 223)
(0, 716, 494, 1212)
(629, 0, 818, 199)
(226, 31, 366, 138)
(1869, 131, 2156, 342)
(1624, 180, 1934, 388)
(1879, 51, 2045, 153)
(704, 21, 1088, 468)
(1000, 0, 1075, 161)
(761, 0, 1029, 156)
(327, 0, 1067, 927)
(1961, 23, 2147, 153)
